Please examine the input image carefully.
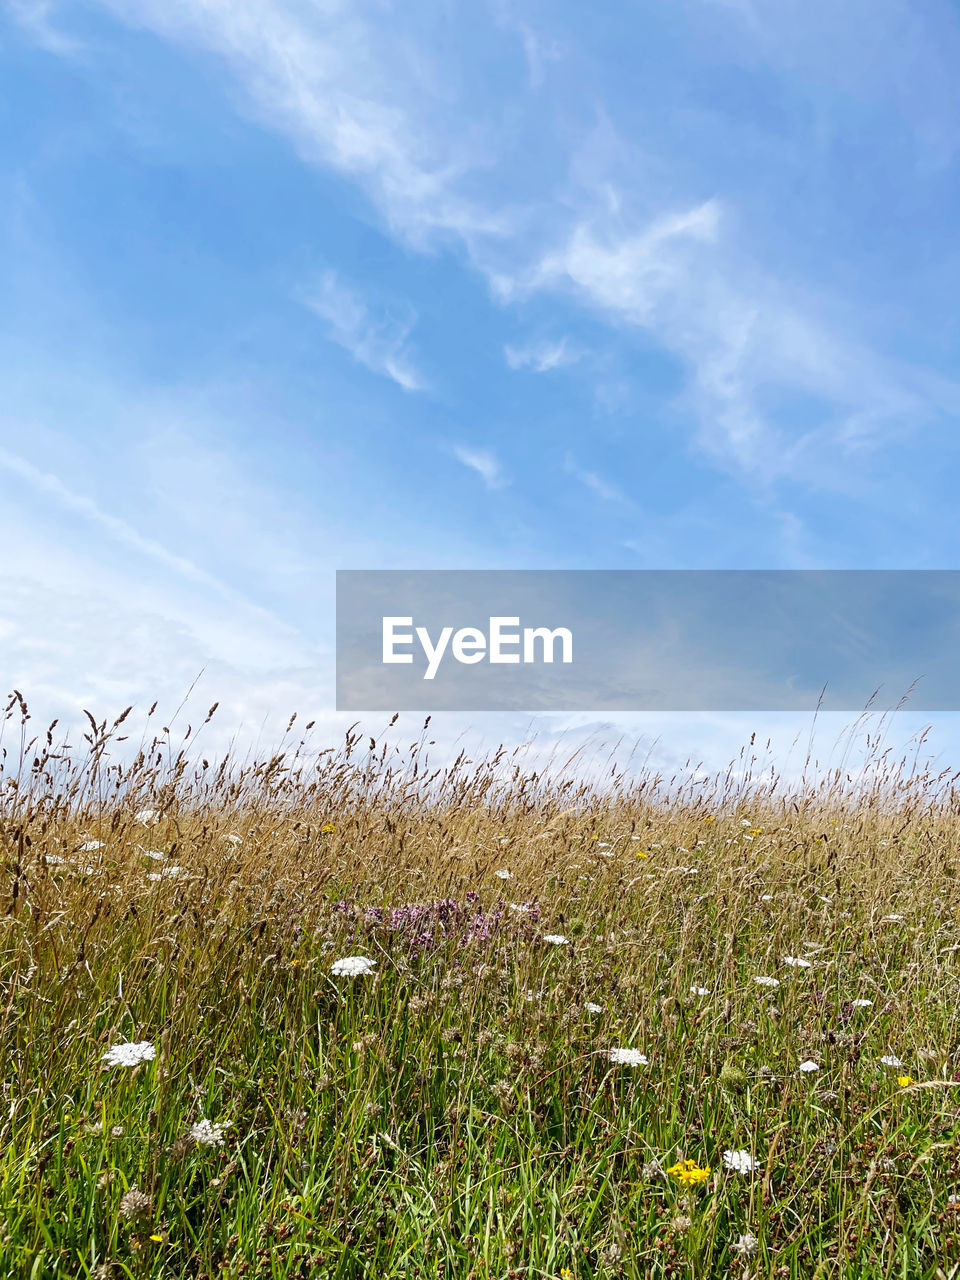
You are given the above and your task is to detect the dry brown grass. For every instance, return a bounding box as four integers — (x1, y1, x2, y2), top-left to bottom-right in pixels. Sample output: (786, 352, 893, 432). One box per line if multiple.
(3, 691, 960, 1278)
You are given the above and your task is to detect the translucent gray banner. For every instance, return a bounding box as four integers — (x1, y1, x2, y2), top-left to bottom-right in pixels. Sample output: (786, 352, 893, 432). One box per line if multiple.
(336, 570, 960, 711)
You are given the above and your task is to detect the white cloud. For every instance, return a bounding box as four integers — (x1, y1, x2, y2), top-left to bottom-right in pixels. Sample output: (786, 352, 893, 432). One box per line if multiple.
(302, 270, 425, 392)
(86, 0, 515, 249)
(453, 445, 507, 490)
(563, 453, 627, 504)
(490, 0, 566, 90)
(4, 0, 80, 54)
(504, 336, 580, 373)
(520, 198, 945, 483)
(0, 445, 288, 623)
(14, 0, 960, 501)
(533, 201, 723, 321)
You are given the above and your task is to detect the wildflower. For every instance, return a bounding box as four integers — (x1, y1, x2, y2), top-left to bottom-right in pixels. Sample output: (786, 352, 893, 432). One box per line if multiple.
(330, 956, 376, 977)
(879, 1055, 903, 1068)
(494, 868, 513, 879)
(666, 1158, 711, 1187)
(897, 1076, 914, 1088)
(190, 1118, 231, 1146)
(607, 1048, 648, 1066)
(78, 840, 104, 852)
(224, 833, 242, 845)
(748, 828, 763, 838)
(642, 1158, 665, 1179)
(119, 1188, 152, 1222)
(851, 998, 873, 1008)
(690, 985, 710, 996)
(491, 1079, 514, 1103)
(753, 976, 780, 988)
(634, 849, 649, 859)
(732, 1232, 759, 1259)
(560, 1269, 573, 1279)
(140, 848, 166, 861)
(783, 956, 812, 968)
(102, 1041, 156, 1068)
(585, 1002, 603, 1013)
(135, 808, 159, 826)
(798, 1059, 820, 1073)
(760, 894, 773, 902)
(542, 934, 569, 946)
(146, 865, 181, 881)
(321, 824, 336, 833)
(723, 1149, 760, 1174)
(671, 1214, 693, 1232)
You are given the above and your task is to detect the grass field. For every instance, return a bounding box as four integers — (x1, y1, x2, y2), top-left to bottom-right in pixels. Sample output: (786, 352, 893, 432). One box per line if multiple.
(4, 694, 960, 1278)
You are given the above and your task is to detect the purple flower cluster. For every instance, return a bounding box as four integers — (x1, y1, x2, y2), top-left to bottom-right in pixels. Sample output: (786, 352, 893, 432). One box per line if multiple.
(330, 891, 540, 956)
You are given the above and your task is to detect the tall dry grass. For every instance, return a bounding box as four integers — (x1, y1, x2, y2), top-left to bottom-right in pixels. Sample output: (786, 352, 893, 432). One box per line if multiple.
(3, 690, 960, 1279)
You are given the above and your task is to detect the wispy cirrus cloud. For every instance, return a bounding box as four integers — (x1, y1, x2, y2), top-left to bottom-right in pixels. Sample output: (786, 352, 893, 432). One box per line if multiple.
(563, 453, 627, 504)
(453, 445, 507, 490)
(11, 0, 960, 509)
(504, 336, 580, 373)
(25, 0, 955, 492)
(3, 0, 79, 53)
(301, 270, 426, 393)
(86, 0, 515, 249)
(519, 197, 950, 484)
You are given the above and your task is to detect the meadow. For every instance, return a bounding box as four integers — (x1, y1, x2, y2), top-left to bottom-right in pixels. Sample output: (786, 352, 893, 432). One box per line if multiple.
(3, 693, 960, 1279)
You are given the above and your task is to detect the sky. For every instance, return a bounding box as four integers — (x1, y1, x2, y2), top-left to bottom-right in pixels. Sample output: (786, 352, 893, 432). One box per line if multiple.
(3, 0, 960, 780)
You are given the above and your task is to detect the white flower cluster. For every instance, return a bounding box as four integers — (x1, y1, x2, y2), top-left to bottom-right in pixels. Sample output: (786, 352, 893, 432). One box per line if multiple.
(102, 1041, 156, 1068)
(190, 1118, 232, 1146)
(723, 1148, 760, 1174)
(607, 1048, 648, 1067)
(330, 956, 376, 977)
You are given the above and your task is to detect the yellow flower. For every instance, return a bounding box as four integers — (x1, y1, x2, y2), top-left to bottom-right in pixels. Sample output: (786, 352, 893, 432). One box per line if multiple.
(666, 1158, 711, 1187)
(897, 1076, 914, 1088)
(321, 823, 336, 834)
(703, 815, 715, 823)
(560, 1270, 574, 1279)
(748, 827, 763, 838)
(634, 850, 649, 859)
(149, 1235, 164, 1243)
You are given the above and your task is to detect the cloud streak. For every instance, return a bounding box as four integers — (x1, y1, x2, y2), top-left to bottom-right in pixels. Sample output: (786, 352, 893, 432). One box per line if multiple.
(504, 336, 580, 373)
(453, 445, 507, 490)
(302, 270, 425, 392)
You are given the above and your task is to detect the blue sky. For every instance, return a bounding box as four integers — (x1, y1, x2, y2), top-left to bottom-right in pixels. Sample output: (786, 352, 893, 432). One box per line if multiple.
(3, 0, 960, 774)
